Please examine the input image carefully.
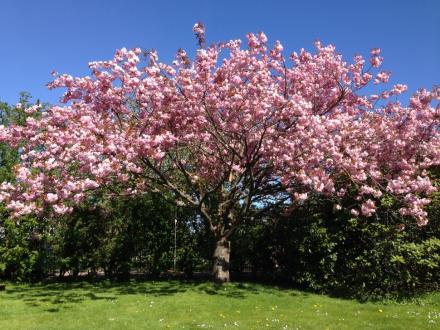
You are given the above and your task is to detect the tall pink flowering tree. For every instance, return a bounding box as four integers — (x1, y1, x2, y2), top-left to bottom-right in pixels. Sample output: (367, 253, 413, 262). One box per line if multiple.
(0, 23, 438, 282)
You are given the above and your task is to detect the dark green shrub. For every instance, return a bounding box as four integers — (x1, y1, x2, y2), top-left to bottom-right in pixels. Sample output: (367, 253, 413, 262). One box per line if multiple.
(231, 187, 440, 297)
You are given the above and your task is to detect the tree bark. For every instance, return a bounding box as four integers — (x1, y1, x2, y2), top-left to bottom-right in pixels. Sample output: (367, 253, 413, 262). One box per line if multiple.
(212, 237, 231, 283)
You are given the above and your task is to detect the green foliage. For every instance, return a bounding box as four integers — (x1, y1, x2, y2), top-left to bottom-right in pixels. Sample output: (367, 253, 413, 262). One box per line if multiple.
(0, 93, 29, 183)
(47, 193, 212, 279)
(0, 192, 211, 281)
(0, 214, 51, 281)
(231, 186, 440, 298)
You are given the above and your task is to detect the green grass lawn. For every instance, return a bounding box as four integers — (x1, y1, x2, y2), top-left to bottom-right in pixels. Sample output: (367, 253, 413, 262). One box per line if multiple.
(0, 280, 439, 329)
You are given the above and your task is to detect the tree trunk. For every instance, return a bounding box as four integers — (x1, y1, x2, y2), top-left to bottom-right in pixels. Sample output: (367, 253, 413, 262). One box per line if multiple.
(212, 237, 231, 283)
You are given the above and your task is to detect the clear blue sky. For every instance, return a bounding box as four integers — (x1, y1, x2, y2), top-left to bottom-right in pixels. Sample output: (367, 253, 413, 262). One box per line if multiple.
(1, 0, 439, 105)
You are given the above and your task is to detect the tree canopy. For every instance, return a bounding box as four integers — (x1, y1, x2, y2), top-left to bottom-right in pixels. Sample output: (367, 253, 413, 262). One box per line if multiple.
(0, 24, 438, 281)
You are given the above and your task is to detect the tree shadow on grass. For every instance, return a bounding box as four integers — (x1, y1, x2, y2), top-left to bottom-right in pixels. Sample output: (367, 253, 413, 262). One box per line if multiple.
(110, 279, 297, 299)
(3, 282, 117, 310)
(1, 278, 310, 311)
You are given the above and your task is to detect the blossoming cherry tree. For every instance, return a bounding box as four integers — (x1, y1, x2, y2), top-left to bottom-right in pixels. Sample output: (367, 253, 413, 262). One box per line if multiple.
(1, 23, 438, 282)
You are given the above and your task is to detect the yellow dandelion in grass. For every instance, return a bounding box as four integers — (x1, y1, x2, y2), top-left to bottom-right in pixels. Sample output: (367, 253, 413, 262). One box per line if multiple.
(378, 309, 383, 313)
(219, 313, 226, 318)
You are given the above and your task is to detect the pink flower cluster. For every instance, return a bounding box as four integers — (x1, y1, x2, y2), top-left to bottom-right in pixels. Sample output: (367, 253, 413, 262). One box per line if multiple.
(192, 22, 205, 35)
(0, 26, 438, 227)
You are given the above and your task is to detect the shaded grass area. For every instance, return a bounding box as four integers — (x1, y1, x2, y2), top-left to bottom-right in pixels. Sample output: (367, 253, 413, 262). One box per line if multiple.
(0, 280, 439, 329)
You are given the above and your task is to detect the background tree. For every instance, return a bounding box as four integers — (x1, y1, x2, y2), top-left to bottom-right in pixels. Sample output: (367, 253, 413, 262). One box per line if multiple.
(0, 25, 438, 282)
(0, 94, 51, 281)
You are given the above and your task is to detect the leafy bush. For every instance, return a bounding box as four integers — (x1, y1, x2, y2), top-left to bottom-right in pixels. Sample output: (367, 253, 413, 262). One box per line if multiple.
(231, 186, 440, 297)
(49, 193, 211, 279)
(0, 214, 53, 281)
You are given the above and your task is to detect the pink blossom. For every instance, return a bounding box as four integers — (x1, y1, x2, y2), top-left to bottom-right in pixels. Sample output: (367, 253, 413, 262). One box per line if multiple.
(24, 104, 41, 114)
(350, 209, 360, 216)
(192, 22, 205, 35)
(53, 204, 72, 215)
(0, 27, 437, 228)
(274, 40, 283, 53)
(370, 55, 383, 68)
(46, 193, 58, 203)
(370, 48, 381, 56)
(374, 71, 391, 84)
(390, 84, 408, 95)
(258, 32, 268, 43)
(361, 199, 376, 217)
(294, 192, 308, 203)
